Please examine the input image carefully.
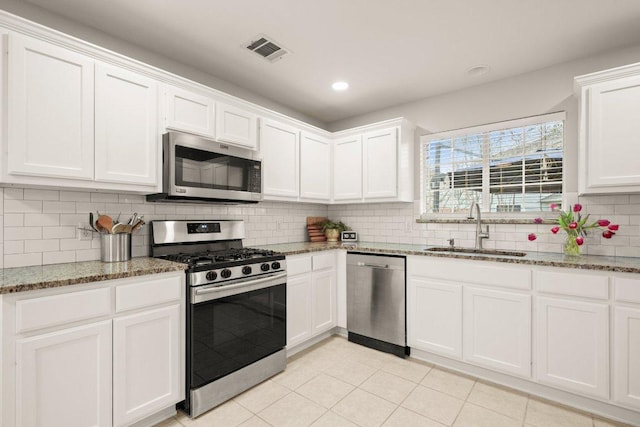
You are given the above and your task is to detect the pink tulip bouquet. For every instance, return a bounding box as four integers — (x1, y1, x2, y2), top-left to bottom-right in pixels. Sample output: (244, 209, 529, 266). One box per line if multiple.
(527, 203, 619, 256)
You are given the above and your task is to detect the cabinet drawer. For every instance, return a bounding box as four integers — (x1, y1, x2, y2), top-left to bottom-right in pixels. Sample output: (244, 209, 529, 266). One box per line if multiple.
(409, 257, 531, 290)
(535, 270, 608, 299)
(312, 252, 335, 271)
(115, 275, 182, 313)
(614, 276, 640, 303)
(16, 287, 111, 333)
(287, 255, 312, 276)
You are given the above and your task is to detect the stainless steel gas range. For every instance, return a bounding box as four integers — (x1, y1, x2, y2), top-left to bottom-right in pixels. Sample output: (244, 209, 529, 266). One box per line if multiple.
(150, 220, 286, 418)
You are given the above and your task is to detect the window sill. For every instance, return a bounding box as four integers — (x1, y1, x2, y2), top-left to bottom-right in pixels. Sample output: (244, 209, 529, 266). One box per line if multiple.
(416, 217, 555, 225)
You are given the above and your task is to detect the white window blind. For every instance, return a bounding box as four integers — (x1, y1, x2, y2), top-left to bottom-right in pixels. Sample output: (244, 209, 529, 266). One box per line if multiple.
(421, 113, 564, 214)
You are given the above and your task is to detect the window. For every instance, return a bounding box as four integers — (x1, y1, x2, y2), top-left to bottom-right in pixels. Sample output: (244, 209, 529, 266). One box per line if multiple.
(421, 112, 564, 214)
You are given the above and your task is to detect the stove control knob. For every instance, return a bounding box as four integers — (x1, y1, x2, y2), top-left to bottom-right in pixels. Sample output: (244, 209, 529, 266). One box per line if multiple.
(260, 263, 270, 272)
(221, 269, 232, 279)
(206, 271, 217, 281)
(242, 266, 252, 275)
(271, 261, 281, 270)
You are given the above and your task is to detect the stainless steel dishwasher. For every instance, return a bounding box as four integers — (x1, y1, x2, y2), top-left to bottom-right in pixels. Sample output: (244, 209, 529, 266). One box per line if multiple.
(347, 252, 409, 357)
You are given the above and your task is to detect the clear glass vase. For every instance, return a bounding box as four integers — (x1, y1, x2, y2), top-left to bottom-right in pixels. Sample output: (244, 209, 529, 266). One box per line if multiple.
(564, 234, 581, 256)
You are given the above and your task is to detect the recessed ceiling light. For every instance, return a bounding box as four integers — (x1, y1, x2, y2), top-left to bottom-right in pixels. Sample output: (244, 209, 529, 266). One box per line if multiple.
(332, 81, 349, 91)
(467, 65, 490, 76)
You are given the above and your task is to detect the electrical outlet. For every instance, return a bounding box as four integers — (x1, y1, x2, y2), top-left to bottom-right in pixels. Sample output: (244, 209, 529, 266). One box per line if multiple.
(78, 222, 92, 241)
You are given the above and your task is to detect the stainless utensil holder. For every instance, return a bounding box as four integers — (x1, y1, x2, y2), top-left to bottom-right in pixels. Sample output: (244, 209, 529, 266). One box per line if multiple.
(100, 233, 131, 262)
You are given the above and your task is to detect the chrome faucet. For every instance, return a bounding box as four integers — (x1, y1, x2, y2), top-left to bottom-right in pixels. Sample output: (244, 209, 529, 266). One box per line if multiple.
(468, 201, 490, 249)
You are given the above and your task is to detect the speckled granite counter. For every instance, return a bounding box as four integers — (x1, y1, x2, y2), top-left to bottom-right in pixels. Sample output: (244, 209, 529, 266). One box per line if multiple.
(0, 258, 187, 294)
(254, 242, 640, 274)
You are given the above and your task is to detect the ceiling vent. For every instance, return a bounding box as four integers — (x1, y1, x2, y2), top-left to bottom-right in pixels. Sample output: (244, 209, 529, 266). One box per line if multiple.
(244, 34, 289, 62)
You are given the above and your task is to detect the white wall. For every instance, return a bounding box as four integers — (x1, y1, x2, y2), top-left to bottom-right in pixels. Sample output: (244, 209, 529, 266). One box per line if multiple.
(0, 0, 326, 129)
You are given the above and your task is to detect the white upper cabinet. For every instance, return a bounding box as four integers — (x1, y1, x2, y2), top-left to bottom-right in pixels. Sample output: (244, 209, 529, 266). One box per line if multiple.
(576, 64, 640, 194)
(332, 135, 362, 201)
(215, 101, 258, 149)
(8, 34, 94, 180)
(260, 118, 300, 199)
(363, 127, 398, 199)
(164, 85, 215, 138)
(300, 131, 331, 201)
(332, 118, 414, 203)
(95, 63, 158, 186)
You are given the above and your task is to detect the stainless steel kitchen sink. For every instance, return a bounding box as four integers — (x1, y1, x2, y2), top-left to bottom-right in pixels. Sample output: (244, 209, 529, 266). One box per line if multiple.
(424, 247, 527, 257)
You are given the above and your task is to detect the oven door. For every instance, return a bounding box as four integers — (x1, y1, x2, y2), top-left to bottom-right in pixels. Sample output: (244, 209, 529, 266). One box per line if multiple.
(188, 272, 286, 390)
(165, 132, 262, 202)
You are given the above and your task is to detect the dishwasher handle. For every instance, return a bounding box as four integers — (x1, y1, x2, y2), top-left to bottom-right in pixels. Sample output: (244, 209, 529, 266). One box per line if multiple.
(357, 262, 390, 269)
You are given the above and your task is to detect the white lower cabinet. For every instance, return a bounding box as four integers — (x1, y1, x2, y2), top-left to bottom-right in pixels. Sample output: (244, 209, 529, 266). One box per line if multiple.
(2, 272, 185, 427)
(463, 287, 531, 377)
(16, 320, 113, 427)
(311, 269, 336, 334)
(407, 277, 462, 358)
(614, 306, 640, 409)
(286, 274, 312, 348)
(535, 296, 609, 399)
(286, 252, 337, 349)
(113, 304, 181, 427)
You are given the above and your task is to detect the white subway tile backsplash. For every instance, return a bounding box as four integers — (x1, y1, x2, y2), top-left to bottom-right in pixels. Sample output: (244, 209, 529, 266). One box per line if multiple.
(43, 251, 76, 265)
(5, 241, 24, 254)
(24, 213, 60, 227)
(4, 214, 24, 227)
(60, 191, 91, 202)
(4, 199, 42, 213)
(42, 226, 76, 239)
(43, 201, 77, 214)
(24, 189, 59, 201)
(5, 226, 42, 240)
(25, 239, 60, 253)
(5, 253, 42, 268)
(90, 193, 119, 203)
(4, 188, 23, 200)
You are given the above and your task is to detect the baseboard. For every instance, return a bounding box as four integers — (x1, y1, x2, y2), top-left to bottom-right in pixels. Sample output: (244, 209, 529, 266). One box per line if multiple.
(128, 406, 176, 427)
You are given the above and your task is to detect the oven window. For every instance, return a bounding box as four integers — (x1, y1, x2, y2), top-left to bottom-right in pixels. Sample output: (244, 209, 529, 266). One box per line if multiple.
(190, 284, 286, 389)
(175, 145, 260, 192)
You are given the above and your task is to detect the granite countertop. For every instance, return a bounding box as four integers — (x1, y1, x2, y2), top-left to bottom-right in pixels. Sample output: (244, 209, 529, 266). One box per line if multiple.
(0, 257, 187, 295)
(255, 242, 640, 274)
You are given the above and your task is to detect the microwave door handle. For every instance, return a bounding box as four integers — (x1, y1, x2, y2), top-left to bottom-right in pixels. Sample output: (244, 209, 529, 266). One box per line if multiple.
(193, 272, 287, 303)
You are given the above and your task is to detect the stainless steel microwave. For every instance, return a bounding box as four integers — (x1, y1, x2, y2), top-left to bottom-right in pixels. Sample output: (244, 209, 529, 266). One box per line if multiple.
(146, 132, 262, 204)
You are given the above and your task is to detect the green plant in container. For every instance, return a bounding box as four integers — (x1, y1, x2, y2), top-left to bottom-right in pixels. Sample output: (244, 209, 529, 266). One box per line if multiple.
(317, 219, 349, 242)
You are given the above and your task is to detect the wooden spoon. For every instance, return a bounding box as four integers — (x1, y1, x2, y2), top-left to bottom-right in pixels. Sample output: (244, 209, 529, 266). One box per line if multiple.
(96, 215, 113, 234)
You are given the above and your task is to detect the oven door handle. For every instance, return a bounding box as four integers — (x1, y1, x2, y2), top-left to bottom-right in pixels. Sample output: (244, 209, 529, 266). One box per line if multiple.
(192, 272, 287, 303)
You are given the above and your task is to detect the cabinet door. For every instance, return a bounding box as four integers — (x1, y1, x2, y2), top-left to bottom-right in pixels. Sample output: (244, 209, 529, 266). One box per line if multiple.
(215, 102, 257, 149)
(582, 76, 640, 193)
(16, 320, 112, 427)
(300, 132, 331, 201)
(614, 306, 640, 409)
(260, 119, 300, 199)
(287, 274, 312, 347)
(95, 63, 158, 186)
(312, 269, 336, 334)
(164, 86, 215, 137)
(113, 304, 181, 427)
(362, 127, 397, 199)
(536, 297, 609, 399)
(333, 135, 362, 201)
(463, 287, 531, 377)
(8, 34, 94, 180)
(407, 278, 462, 358)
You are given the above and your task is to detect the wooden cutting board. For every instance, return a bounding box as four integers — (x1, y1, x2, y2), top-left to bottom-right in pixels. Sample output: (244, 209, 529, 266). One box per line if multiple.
(307, 217, 327, 242)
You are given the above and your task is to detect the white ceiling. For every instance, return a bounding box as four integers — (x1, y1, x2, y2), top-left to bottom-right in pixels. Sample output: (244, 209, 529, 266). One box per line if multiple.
(20, 0, 640, 124)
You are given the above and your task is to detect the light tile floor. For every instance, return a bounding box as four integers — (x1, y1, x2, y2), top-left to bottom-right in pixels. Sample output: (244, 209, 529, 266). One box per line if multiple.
(155, 336, 634, 427)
